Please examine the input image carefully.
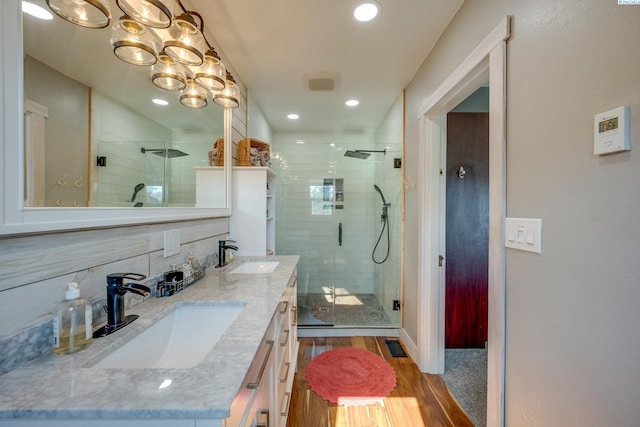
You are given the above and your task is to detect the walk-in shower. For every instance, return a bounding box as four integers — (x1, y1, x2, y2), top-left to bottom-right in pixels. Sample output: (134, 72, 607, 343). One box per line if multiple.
(274, 141, 401, 329)
(94, 140, 211, 207)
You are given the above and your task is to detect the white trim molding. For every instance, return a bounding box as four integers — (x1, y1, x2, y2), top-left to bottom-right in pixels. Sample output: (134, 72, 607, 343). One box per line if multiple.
(416, 16, 511, 427)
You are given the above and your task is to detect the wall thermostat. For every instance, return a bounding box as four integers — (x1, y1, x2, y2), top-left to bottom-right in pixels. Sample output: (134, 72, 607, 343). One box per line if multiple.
(594, 105, 630, 155)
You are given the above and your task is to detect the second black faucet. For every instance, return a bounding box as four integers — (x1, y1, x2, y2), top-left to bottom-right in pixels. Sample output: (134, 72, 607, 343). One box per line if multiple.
(217, 239, 238, 268)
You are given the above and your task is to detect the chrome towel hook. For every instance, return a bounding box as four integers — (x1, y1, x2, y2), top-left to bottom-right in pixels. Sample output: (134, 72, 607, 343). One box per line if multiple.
(458, 166, 466, 179)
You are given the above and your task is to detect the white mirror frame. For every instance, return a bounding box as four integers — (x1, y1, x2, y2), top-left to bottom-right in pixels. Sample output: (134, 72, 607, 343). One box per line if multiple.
(1, 0, 232, 236)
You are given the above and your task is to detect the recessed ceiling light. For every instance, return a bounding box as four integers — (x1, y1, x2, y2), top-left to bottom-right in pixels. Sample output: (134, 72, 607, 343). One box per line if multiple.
(345, 99, 360, 107)
(287, 113, 300, 120)
(22, 1, 53, 20)
(152, 98, 169, 106)
(354, 2, 380, 22)
(296, 139, 305, 144)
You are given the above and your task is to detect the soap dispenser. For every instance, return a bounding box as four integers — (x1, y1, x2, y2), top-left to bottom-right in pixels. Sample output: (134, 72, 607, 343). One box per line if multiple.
(53, 282, 93, 355)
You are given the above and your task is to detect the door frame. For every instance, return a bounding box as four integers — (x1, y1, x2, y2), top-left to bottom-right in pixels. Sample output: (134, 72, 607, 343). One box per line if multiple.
(416, 17, 511, 427)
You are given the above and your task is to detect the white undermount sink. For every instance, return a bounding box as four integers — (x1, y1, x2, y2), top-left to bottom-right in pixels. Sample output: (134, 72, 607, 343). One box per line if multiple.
(89, 304, 244, 369)
(228, 260, 279, 274)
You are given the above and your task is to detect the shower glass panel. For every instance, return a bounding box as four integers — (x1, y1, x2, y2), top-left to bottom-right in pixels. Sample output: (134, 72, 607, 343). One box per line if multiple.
(274, 137, 401, 328)
(93, 140, 212, 207)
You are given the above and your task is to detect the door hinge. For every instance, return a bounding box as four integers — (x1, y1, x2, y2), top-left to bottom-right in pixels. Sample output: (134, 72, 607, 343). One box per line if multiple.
(438, 255, 444, 267)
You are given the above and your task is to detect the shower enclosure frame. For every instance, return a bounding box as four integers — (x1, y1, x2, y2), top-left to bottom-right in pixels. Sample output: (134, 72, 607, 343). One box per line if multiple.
(274, 140, 401, 330)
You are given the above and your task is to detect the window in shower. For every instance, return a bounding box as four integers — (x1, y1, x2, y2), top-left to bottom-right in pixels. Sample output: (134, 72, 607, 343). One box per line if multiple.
(310, 178, 344, 215)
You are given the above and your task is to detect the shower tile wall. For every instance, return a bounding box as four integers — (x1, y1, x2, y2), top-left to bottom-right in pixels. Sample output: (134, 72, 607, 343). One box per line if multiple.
(167, 132, 221, 207)
(273, 132, 378, 296)
(373, 97, 403, 322)
(92, 93, 171, 207)
(92, 94, 218, 207)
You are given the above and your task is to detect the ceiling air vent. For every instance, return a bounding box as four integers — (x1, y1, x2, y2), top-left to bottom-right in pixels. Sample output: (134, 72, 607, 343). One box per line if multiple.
(304, 72, 340, 91)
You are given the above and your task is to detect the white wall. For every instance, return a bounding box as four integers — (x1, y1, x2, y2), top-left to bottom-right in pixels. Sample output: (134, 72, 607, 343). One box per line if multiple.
(247, 95, 273, 144)
(404, 1, 640, 425)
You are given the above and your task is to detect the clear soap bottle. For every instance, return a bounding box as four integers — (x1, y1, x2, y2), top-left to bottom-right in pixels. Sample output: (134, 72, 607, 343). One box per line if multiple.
(53, 282, 93, 355)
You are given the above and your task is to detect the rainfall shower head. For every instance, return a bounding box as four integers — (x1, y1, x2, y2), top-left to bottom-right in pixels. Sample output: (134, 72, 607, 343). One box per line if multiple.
(140, 147, 189, 158)
(343, 149, 386, 159)
(344, 150, 371, 159)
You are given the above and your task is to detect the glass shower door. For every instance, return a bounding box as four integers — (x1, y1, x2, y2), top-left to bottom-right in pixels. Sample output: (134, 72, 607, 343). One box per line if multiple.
(274, 139, 402, 328)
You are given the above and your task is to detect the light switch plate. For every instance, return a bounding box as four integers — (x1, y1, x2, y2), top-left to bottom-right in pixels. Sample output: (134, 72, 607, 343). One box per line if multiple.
(505, 218, 542, 253)
(163, 229, 181, 258)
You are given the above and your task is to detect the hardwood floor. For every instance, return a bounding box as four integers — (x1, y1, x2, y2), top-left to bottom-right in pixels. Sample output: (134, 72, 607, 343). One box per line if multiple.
(286, 336, 474, 427)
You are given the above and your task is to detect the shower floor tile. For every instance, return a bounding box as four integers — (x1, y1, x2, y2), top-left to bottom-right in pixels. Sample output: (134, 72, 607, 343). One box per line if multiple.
(297, 293, 395, 327)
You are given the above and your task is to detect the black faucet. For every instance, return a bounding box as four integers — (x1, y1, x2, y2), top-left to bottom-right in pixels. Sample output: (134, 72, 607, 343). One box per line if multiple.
(93, 273, 149, 338)
(216, 239, 238, 268)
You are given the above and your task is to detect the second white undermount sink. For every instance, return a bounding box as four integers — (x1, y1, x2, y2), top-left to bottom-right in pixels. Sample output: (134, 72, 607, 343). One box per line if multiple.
(89, 304, 244, 369)
(228, 260, 279, 274)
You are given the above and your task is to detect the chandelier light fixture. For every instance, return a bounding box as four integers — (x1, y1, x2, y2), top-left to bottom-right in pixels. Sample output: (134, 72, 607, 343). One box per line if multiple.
(163, 12, 206, 66)
(115, 0, 172, 28)
(46, 0, 110, 28)
(111, 15, 159, 66)
(193, 48, 226, 91)
(151, 53, 187, 90)
(180, 79, 208, 108)
(212, 72, 239, 109)
(45, 0, 239, 109)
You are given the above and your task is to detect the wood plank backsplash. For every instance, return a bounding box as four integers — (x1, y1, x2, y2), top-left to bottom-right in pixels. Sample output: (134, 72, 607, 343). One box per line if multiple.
(0, 217, 229, 339)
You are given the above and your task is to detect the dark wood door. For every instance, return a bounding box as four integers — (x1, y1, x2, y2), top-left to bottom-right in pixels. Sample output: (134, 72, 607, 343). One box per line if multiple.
(445, 112, 489, 348)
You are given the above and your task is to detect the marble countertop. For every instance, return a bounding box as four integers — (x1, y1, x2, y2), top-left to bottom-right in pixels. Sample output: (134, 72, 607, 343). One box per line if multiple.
(0, 255, 299, 421)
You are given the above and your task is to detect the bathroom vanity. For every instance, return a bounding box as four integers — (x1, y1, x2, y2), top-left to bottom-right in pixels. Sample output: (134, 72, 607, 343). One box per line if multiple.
(0, 256, 299, 427)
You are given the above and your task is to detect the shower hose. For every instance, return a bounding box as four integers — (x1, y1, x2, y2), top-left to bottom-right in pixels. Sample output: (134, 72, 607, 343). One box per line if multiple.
(372, 212, 390, 264)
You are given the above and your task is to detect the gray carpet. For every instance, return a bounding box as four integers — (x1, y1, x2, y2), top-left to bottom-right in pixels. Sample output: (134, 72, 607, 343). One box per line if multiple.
(442, 349, 487, 427)
(297, 293, 393, 327)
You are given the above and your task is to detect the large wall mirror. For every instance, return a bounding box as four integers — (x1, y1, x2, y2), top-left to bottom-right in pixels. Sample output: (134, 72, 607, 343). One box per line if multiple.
(0, 0, 231, 235)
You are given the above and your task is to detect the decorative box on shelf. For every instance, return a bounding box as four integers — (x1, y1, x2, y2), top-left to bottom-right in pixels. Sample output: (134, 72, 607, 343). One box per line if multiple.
(238, 138, 271, 167)
(208, 138, 224, 166)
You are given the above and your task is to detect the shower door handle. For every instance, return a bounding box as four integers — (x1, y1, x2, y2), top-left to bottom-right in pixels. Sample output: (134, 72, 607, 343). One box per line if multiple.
(339, 222, 342, 246)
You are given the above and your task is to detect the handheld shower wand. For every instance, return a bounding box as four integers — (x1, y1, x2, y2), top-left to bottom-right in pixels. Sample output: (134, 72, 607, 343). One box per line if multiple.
(372, 185, 391, 264)
(374, 184, 390, 223)
(130, 183, 145, 202)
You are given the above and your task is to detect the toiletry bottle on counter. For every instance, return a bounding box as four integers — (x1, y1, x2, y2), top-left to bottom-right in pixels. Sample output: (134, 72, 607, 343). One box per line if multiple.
(53, 282, 93, 355)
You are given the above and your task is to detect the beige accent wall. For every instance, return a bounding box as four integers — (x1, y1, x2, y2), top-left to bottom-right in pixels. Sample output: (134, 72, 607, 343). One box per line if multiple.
(404, 1, 640, 425)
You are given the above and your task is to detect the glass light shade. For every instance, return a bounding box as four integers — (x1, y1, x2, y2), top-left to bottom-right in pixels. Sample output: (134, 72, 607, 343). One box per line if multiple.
(151, 54, 188, 90)
(180, 80, 208, 109)
(115, 0, 171, 28)
(193, 50, 226, 91)
(163, 13, 205, 66)
(212, 76, 239, 109)
(46, 0, 110, 28)
(111, 16, 158, 66)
